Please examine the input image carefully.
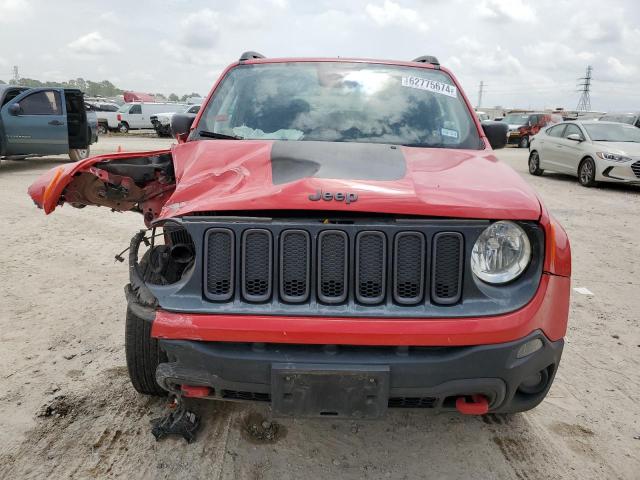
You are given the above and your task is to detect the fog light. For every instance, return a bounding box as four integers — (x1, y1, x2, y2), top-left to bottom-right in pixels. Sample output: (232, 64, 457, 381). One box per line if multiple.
(516, 338, 543, 359)
(518, 368, 550, 395)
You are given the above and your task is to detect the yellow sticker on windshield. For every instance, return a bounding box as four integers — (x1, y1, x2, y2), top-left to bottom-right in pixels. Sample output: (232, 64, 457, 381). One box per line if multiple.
(402, 76, 457, 98)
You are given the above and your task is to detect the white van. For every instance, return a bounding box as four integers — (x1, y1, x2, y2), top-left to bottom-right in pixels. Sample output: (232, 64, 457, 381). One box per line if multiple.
(115, 102, 187, 133)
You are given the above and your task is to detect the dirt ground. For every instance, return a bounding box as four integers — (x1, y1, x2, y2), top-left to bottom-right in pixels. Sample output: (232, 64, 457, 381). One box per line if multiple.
(1, 136, 638, 479)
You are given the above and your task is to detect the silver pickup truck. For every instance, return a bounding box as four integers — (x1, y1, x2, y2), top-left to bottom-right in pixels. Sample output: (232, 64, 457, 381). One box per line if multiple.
(0, 85, 97, 162)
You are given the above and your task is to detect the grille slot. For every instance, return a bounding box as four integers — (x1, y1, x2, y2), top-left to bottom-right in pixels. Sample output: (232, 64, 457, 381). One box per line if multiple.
(355, 231, 387, 304)
(632, 160, 640, 178)
(317, 230, 348, 304)
(241, 229, 273, 302)
(393, 232, 426, 305)
(432, 232, 463, 305)
(388, 396, 437, 408)
(221, 390, 271, 402)
(205, 228, 234, 301)
(280, 230, 311, 303)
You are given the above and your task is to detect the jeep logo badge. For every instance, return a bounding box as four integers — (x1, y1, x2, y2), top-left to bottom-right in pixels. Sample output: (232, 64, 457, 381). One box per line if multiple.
(308, 189, 358, 204)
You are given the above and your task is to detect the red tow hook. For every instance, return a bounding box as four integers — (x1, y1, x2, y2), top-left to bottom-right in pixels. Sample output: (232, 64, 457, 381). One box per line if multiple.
(455, 394, 489, 415)
(180, 385, 213, 398)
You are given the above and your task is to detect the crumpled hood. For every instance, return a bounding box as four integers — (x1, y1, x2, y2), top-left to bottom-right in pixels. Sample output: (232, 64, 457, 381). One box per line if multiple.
(159, 140, 541, 220)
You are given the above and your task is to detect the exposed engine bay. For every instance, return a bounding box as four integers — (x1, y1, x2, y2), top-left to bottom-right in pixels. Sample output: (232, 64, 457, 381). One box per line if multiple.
(61, 153, 175, 225)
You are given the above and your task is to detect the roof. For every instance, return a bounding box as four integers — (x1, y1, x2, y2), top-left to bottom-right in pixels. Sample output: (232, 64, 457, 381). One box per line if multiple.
(0, 84, 27, 94)
(235, 56, 444, 71)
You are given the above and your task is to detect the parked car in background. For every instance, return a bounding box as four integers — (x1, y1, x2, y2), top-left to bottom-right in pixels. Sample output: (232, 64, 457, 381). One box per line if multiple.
(476, 110, 490, 122)
(528, 121, 640, 187)
(87, 101, 120, 134)
(599, 112, 640, 129)
(151, 104, 201, 137)
(116, 102, 187, 133)
(0, 85, 97, 162)
(29, 53, 571, 419)
(505, 112, 562, 148)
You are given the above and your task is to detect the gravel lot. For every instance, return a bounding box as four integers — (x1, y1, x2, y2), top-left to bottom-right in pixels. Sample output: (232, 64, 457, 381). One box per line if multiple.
(1, 136, 638, 479)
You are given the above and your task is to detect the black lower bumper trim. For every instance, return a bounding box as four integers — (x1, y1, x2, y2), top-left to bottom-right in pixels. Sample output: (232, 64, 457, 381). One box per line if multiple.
(156, 330, 563, 417)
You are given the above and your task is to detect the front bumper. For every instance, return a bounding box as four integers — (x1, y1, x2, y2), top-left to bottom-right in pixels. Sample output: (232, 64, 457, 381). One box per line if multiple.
(156, 330, 563, 416)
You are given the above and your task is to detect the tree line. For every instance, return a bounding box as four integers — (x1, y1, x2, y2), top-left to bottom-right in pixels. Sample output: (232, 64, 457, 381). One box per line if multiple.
(0, 77, 199, 102)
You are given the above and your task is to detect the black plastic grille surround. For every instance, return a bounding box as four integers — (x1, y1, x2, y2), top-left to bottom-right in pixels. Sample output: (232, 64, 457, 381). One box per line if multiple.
(280, 230, 311, 303)
(318, 230, 349, 303)
(631, 160, 640, 178)
(355, 231, 387, 304)
(204, 225, 467, 307)
(432, 233, 464, 304)
(205, 228, 234, 301)
(393, 232, 426, 305)
(242, 229, 273, 302)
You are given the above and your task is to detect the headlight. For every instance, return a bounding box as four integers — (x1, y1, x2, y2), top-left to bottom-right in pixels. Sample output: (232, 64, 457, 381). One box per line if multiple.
(471, 221, 531, 284)
(596, 152, 632, 162)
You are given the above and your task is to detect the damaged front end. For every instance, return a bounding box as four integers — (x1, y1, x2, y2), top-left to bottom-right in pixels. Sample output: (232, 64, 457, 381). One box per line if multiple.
(125, 222, 196, 321)
(27, 150, 175, 226)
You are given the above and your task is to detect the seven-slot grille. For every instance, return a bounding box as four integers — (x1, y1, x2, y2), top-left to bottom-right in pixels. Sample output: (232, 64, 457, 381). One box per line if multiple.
(631, 160, 640, 178)
(205, 227, 464, 306)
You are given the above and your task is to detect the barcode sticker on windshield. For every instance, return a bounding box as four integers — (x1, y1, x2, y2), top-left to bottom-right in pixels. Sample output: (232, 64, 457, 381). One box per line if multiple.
(401, 76, 457, 98)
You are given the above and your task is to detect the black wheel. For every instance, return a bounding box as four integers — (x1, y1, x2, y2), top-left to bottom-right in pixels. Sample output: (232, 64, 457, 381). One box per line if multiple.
(528, 151, 544, 176)
(578, 157, 597, 187)
(519, 135, 529, 149)
(125, 306, 167, 396)
(118, 122, 130, 134)
(69, 147, 90, 162)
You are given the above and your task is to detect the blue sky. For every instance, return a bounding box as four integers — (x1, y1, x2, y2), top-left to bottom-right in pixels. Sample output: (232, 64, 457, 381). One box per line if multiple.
(1, 0, 638, 110)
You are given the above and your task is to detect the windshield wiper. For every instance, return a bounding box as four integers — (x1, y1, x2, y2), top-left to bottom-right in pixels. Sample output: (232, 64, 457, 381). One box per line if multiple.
(198, 130, 243, 140)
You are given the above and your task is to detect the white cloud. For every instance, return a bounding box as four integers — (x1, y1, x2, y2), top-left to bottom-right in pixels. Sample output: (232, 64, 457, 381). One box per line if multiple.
(366, 1, 428, 32)
(477, 0, 535, 23)
(602, 56, 638, 82)
(569, 10, 624, 44)
(523, 42, 594, 71)
(67, 32, 121, 55)
(0, 0, 31, 22)
(179, 9, 220, 49)
(450, 44, 523, 76)
(99, 11, 119, 23)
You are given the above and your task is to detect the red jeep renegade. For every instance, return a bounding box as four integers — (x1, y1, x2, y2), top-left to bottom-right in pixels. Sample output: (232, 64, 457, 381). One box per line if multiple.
(29, 53, 571, 418)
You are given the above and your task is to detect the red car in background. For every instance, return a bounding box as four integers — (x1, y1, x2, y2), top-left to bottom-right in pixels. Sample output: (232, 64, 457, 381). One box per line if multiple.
(28, 53, 570, 420)
(505, 112, 563, 148)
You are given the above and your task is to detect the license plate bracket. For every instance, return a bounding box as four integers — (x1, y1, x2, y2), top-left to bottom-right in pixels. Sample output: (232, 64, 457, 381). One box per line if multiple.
(271, 363, 390, 418)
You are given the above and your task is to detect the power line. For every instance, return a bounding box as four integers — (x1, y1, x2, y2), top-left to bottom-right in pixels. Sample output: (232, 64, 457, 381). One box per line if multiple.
(576, 65, 592, 112)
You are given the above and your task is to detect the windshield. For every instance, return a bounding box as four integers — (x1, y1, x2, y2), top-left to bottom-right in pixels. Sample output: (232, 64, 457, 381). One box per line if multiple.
(584, 123, 640, 142)
(503, 114, 530, 125)
(197, 62, 482, 149)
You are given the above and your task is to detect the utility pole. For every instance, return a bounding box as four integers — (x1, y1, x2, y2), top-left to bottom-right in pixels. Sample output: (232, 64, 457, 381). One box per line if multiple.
(12, 65, 20, 84)
(576, 65, 592, 112)
(477, 80, 485, 109)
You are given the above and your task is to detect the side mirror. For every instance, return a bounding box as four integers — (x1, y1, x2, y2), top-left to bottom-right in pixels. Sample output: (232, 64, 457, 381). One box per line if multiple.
(481, 121, 508, 150)
(171, 113, 196, 142)
(8, 103, 21, 115)
(566, 133, 583, 142)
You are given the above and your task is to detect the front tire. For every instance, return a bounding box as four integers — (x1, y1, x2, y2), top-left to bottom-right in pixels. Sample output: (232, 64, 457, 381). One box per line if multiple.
(519, 135, 529, 149)
(125, 306, 167, 396)
(578, 157, 597, 187)
(528, 151, 544, 176)
(69, 148, 90, 162)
